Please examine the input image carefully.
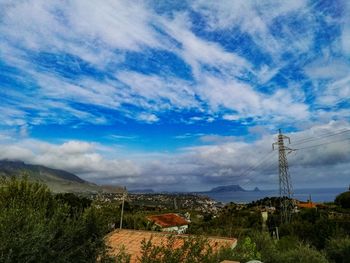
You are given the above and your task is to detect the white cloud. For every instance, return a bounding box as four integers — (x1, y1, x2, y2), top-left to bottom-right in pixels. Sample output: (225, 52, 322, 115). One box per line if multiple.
(305, 57, 350, 80)
(159, 12, 252, 78)
(0, 139, 140, 181)
(0, 121, 349, 190)
(191, 0, 310, 58)
(304, 56, 350, 107)
(198, 75, 309, 122)
(0, 0, 162, 65)
(0, 0, 329, 128)
(137, 113, 159, 123)
(117, 71, 198, 110)
(341, 1, 350, 56)
(0, 0, 349, 193)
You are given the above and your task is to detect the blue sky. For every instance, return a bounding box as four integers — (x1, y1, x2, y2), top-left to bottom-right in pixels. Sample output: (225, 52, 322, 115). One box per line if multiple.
(0, 0, 349, 191)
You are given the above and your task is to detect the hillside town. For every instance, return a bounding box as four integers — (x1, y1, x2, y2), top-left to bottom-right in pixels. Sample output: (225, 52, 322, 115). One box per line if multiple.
(90, 192, 221, 214)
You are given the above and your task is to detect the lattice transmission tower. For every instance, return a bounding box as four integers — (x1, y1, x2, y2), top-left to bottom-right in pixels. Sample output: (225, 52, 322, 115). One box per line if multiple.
(273, 129, 295, 224)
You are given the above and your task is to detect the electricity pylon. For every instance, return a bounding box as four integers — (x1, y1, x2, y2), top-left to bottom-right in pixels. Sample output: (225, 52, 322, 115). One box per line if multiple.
(273, 129, 295, 224)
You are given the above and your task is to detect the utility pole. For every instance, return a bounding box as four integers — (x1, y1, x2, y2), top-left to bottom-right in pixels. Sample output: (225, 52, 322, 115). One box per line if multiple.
(174, 197, 178, 210)
(119, 187, 127, 229)
(273, 129, 294, 224)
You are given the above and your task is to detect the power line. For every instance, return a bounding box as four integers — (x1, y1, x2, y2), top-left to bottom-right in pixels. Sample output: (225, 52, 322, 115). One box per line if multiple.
(295, 137, 350, 151)
(291, 129, 350, 145)
(291, 128, 348, 143)
(239, 158, 277, 189)
(233, 150, 274, 182)
(228, 130, 349, 193)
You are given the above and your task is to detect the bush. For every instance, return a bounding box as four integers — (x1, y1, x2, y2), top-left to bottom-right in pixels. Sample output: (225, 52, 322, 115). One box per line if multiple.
(232, 237, 261, 262)
(0, 177, 114, 263)
(325, 236, 350, 263)
(138, 235, 264, 263)
(335, 191, 350, 209)
(138, 235, 217, 263)
(275, 244, 328, 263)
(248, 230, 329, 263)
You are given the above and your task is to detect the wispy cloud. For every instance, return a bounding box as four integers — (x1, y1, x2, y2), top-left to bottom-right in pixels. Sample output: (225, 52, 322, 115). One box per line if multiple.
(1, 0, 332, 127)
(0, 1, 349, 190)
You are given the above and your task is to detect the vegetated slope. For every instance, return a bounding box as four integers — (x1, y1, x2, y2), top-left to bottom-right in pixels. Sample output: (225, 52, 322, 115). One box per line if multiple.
(0, 159, 103, 193)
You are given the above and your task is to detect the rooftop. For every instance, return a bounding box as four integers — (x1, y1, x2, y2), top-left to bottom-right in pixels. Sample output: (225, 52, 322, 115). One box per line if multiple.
(297, 200, 317, 208)
(107, 229, 237, 263)
(147, 213, 189, 228)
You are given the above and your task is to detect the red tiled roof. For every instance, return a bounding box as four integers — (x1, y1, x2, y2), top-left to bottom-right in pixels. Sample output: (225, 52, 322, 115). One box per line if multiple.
(106, 229, 237, 263)
(297, 201, 317, 208)
(147, 213, 189, 228)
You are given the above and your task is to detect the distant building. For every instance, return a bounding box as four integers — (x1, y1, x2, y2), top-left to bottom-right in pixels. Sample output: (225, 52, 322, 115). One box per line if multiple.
(107, 229, 237, 263)
(297, 200, 317, 209)
(147, 213, 189, 234)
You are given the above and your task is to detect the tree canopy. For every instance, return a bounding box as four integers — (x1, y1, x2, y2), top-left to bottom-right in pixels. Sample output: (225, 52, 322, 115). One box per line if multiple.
(0, 177, 114, 263)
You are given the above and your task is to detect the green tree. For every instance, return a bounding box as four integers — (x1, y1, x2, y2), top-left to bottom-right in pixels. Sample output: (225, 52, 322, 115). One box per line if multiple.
(275, 244, 328, 263)
(0, 177, 115, 263)
(232, 237, 261, 262)
(335, 191, 350, 209)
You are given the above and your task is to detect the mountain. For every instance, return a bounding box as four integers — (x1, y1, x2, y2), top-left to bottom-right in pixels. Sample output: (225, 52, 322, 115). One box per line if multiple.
(208, 184, 246, 193)
(205, 185, 262, 193)
(253, 187, 261, 192)
(0, 160, 103, 193)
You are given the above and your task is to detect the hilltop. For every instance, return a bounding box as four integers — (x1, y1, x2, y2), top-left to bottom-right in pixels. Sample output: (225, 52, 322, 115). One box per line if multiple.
(0, 160, 114, 193)
(207, 184, 260, 193)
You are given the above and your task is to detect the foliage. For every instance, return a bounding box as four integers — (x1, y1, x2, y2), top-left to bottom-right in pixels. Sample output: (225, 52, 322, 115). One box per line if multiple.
(55, 192, 92, 215)
(325, 236, 350, 263)
(111, 246, 131, 263)
(139, 235, 216, 263)
(1, 177, 349, 262)
(0, 177, 115, 263)
(188, 205, 262, 238)
(335, 191, 350, 209)
(231, 237, 261, 262)
(278, 209, 338, 249)
(138, 234, 265, 263)
(137, 233, 328, 263)
(248, 196, 283, 208)
(274, 244, 328, 263)
(249, 231, 279, 262)
(247, 231, 328, 263)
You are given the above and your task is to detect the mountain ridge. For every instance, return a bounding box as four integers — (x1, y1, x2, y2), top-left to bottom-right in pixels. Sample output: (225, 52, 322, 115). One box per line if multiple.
(0, 159, 110, 193)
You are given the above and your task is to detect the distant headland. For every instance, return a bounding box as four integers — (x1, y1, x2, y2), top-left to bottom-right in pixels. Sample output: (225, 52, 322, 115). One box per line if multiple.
(206, 184, 261, 193)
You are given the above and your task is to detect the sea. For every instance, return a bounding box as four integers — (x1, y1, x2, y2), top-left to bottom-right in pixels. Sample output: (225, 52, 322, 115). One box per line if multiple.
(204, 187, 348, 204)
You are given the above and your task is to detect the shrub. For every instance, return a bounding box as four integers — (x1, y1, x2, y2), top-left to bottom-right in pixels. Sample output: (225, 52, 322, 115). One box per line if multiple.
(0, 177, 114, 263)
(335, 191, 350, 209)
(325, 236, 350, 263)
(276, 244, 328, 263)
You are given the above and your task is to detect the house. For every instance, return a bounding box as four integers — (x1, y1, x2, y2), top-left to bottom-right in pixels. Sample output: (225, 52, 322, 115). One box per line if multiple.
(107, 229, 237, 263)
(297, 200, 317, 209)
(147, 213, 189, 234)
